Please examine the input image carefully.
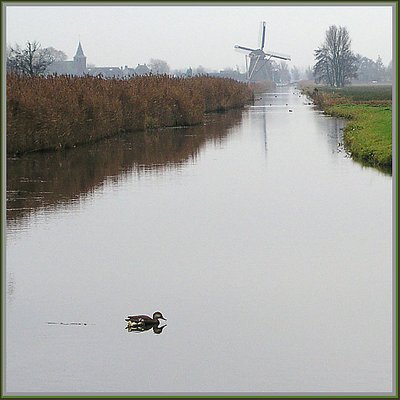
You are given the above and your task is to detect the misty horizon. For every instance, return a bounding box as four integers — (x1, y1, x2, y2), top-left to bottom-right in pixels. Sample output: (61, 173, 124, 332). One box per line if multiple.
(4, 4, 393, 73)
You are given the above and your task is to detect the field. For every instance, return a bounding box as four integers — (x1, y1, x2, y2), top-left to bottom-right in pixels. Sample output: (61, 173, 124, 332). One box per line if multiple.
(6, 74, 253, 155)
(301, 84, 393, 170)
(311, 84, 392, 102)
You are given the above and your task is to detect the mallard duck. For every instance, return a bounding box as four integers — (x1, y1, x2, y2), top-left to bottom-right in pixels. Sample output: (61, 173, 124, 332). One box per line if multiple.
(125, 311, 166, 326)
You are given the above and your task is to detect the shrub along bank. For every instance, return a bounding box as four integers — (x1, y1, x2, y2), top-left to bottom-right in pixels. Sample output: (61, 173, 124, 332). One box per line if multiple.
(7, 74, 253, 155)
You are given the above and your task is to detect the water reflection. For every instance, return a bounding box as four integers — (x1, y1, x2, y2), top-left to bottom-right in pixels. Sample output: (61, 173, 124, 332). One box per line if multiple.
(6, 87, 392, 393)
(7, 110, 243, 229)
(316, 114, 347, 154)
(7, 272, 15, 303)
(125, 323, 167, 334)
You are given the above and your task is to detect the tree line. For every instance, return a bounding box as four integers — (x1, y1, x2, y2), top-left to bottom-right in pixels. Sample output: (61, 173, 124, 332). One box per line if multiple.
(7, 29, 392, 87)
(313, 25, 392, 87)
(7, 41, 67, 77)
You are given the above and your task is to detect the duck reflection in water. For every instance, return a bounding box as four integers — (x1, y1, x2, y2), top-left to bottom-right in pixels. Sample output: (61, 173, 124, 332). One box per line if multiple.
(125, 311, 167, 334)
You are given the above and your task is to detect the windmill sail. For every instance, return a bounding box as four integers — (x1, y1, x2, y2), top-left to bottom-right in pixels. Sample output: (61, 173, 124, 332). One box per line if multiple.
(260, 22, 266, 50)
(234, 45, 257, 52)
(234, 21, 290, 82)
(265, 51, 291, 61)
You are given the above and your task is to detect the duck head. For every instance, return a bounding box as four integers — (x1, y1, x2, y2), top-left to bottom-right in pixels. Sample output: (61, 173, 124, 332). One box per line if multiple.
(153, 311, 166, 321)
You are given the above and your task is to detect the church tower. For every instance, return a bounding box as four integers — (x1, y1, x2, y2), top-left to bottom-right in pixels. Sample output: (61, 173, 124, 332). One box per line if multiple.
(73, 42, 87, 75)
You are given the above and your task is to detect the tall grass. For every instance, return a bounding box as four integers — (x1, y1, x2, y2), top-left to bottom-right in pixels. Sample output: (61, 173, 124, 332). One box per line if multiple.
(311, 84, 392, 102)
(7, 73, 253, 154)
(301, 84, 392, 108)
(248, 80, 276, 93)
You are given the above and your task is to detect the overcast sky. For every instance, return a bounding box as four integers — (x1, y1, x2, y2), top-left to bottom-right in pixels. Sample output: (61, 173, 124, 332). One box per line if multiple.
(4, 3, 393, 72)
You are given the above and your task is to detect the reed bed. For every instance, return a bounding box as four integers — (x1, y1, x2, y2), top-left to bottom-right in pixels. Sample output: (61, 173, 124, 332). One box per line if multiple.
(248, 80, 276, 93)
(311, 84, 392, 102)
(301, 84, 392, 108)
(7, 73, 253, 154)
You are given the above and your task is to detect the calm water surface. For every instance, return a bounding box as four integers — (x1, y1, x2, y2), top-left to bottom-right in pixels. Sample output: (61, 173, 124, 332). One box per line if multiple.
(6, 88, 393, 394)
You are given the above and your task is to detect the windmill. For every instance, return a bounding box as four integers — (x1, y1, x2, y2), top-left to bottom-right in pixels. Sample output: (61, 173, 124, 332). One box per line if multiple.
(235, 22, 291, 82)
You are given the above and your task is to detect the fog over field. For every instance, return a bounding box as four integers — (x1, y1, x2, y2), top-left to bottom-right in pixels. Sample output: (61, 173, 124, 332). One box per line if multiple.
(5, 3, 393, 72)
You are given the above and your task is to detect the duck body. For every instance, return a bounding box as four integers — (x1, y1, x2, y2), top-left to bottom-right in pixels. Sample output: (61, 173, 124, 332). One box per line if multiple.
(125, 311, 166, 326)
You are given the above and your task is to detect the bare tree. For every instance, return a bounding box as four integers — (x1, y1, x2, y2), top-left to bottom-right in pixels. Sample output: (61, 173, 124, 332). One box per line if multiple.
(313, 25, 358, 87)
(149, 58, 170, 74)
(44, 46, 67, 62)
(304, 65, 314, 80)
(275, 61, 291, 84)
(386, 60, 392, 82)
(290, 66, 300, 82)
(194, 65, 206, 75)
(7, 41, 55, 76)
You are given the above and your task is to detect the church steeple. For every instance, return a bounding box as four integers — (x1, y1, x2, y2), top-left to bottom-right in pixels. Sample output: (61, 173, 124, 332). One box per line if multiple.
(73, 41, 86, 75)
(75, 41, 85, 57)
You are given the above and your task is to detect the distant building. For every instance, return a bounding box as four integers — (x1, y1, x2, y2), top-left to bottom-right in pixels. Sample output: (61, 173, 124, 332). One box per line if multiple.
(87, 66, 123, 78)
(135, 64, 150, 75)
(46, 42, 87, 76)
(45, 42, 165, 78)
(122, 65, 136, 77)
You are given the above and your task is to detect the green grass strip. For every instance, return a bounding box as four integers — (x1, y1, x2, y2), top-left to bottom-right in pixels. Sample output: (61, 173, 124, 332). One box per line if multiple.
(326, 104, 392, 170)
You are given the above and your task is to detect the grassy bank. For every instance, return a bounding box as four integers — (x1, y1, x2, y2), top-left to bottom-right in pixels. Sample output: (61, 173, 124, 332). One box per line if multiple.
(302, 84, 392, 170)
(326, 104, 392, 168)
(6, 74, 253, 155)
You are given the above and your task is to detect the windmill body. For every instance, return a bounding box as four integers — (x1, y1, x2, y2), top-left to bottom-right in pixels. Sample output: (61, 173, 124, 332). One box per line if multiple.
(235, 22, 291, 83)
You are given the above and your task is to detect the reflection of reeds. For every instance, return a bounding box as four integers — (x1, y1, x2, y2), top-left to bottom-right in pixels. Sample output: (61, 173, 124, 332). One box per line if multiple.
(7, 74, 253, 154)
(7, 109, 243, 226)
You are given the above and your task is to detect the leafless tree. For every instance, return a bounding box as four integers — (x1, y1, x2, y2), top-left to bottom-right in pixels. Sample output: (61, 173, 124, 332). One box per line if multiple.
(304, 65, 314, 80)
(313, 25, 358, 87)
(290, 66, 300, 81)
(194, 65, 206, 75)
(149, 58, 170, 74)
(276, 61, 291, 84)
(44, 46, 67, 62)
(386, 60, 392, 82)
(7, 41, 55, 76)
(354, 54, 389, 83)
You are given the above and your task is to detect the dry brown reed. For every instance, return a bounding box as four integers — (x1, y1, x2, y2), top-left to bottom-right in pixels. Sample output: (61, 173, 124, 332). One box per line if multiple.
(301, 84, 392, 109)
(248, 80, 276, 93)
(7, 73, 253, 154)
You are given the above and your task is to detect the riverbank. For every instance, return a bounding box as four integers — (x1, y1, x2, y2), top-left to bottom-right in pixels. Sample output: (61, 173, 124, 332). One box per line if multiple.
(6, 74, 253, 155)
(302, 84, 392, 171)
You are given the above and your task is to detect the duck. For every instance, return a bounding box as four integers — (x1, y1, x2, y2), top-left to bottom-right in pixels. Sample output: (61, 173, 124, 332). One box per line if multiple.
(125, 311, 166, 327)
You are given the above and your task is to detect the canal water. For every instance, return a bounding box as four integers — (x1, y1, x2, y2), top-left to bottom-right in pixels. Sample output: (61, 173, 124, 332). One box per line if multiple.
(5, 87, 393, 395)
